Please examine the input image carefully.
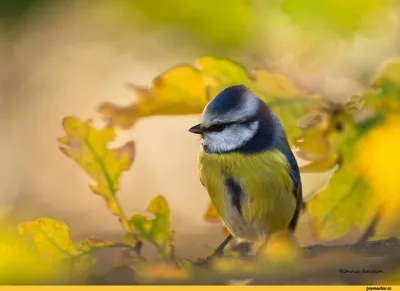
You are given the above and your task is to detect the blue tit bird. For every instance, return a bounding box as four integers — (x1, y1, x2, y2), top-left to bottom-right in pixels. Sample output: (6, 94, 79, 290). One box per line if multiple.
(189, 84, 303, 257)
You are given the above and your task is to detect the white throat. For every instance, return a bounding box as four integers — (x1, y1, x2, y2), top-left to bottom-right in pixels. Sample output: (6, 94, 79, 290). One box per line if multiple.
(202, 121, 260, 153)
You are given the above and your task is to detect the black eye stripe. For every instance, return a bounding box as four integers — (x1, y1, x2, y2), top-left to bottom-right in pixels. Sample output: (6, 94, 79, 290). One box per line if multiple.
(204, 118, 257, 132)
(206, 124, 226, 132)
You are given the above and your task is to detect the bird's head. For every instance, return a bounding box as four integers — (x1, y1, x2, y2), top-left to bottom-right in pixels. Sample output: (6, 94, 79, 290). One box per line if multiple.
(189, 84, 277, 154)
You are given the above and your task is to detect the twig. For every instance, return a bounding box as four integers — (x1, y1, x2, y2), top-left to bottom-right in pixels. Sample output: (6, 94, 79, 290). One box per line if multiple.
(134, 240, 143, 257)
(353, 209, 382, 250)
(87, 236, 400, 285)
(149, 238, 400, 285)
(91, 241, 133, 249)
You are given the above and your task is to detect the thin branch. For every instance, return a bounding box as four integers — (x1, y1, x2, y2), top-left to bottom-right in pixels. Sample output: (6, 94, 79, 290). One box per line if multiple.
(353, 208, 382, 250)
(134, 240, 143, 257)
(144, 237, 400, 285)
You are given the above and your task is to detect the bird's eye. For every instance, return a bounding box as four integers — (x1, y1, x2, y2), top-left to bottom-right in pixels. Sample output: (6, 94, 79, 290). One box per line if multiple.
(212, 124, 225, 132)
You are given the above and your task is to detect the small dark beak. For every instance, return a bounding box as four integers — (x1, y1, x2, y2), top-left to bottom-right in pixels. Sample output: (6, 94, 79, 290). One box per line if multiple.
(188, 124, 203, 134)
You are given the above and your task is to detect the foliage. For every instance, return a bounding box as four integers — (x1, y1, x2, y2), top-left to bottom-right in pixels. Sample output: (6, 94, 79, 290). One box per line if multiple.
(119, 0, 254, 49)
(129, 195, 174, 260)
(98, 56, 316, 145)
(58, 117, 135, 233)
(303, 59, 400, 241)
(19, 218, 96, 283)
(0, 225, 64, 284)
(306, 119, 379, 240)
(280, 0, 392, 39)
(354, 115, 400, 237)
(3, 56, 400, 284)
(0, 117, 177, 284)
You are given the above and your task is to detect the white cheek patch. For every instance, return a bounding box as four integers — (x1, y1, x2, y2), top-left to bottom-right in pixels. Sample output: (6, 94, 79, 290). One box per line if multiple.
(202, 91, 260, 127)
(203, 121, 260, 152)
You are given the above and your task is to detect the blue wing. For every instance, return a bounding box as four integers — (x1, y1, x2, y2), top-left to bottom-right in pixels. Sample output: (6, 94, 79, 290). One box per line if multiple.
(275, 136, 303, 231)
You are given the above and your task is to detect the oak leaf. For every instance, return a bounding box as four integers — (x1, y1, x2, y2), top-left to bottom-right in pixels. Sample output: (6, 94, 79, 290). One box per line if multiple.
(129, 195, 173, 259)
(58, 116, 135, 232)
(19, 218, 95, 282)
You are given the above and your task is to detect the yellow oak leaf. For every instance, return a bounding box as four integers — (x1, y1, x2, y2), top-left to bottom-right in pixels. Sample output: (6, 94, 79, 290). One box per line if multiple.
(196, 56, 315, 144)
(295, 97, 360, 166)
(0, 242, 62, 284)
(19, 218, 72, 261)
(98, 56, 316, 146)
(195, 56, 256, 92)
(19, 218, 95, 282)
(196, 56, 305, 100)
(98, 66, 216, 129)
(254, 69, 305, 99)
(58, 116, 135, 232)
(295, 125, 332, 163)
(307, 116, 384, 241)
(354, 114, 400, 238)
(308, 167, 378, 240)
(0, 223, 64, 284)
(299, 153, 340, 173)
(129, 195, 173, 259)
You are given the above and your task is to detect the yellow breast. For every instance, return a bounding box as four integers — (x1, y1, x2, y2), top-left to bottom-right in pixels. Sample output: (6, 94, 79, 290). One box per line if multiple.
(198, 149, 296, 240)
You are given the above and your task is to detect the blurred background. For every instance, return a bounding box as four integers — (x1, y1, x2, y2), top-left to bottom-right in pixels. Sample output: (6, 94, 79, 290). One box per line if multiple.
(1, 0, 400, 260)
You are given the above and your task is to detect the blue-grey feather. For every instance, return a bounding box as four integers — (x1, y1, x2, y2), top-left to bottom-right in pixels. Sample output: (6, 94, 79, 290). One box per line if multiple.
(234, 101, 275, 154)
(272, 128, 303, 231)
(206, 85, 247, 115)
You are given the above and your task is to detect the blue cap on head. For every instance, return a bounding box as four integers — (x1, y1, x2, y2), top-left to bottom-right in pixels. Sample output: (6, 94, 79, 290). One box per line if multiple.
(191, 84, 283, 154)
(206, 85, 249, 115)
